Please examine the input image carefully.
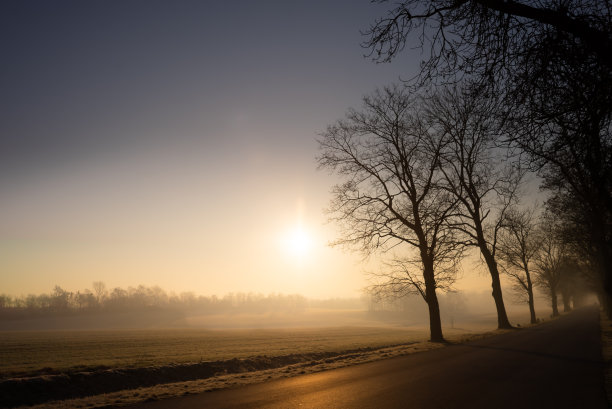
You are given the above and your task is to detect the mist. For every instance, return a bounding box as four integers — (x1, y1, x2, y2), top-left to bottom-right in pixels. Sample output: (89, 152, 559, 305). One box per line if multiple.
(1, 283, 590, 332)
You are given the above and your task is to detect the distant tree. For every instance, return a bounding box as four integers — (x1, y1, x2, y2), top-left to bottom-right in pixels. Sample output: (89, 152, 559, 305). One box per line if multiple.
(75, 291, 97, 311)
(24, 294, 38, 311)
(425, 86, 522, 329)
(107, 287, 129, 310)
(440, 291, 467, 328)
(0, 294, 11, 309)
(498, 206, 541, 324)
(0, 285, 316, 322)
(318, 85, 462, 342)
(557, 259, 580, 313)
(92, 281, 107, 305)
(129, 285, 154, 308)
(533, 213, 568, 317)
(50, 285, 71, 312)
(179, 292, 197, 308)
(148, 286, 168, 307)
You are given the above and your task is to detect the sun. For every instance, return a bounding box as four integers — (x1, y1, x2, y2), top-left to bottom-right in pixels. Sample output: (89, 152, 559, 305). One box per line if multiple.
(282, 227, 313, 259)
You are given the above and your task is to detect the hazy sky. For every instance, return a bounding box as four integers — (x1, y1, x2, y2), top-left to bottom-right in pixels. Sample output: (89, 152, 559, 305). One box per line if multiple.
(1, 0, 492, 298)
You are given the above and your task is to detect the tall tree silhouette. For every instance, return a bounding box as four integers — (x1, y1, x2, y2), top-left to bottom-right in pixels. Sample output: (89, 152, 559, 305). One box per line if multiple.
(363, 0, 612, 314)
(505, 30, 612, 314)
(498, 206, 541, 324)
(318, 86, 462, 342)
(533, 212, 568, 317)
(424, 87, 521, 329)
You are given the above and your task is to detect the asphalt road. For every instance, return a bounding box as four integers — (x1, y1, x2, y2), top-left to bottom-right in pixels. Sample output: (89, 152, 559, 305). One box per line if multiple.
(131, 307, 607, 409)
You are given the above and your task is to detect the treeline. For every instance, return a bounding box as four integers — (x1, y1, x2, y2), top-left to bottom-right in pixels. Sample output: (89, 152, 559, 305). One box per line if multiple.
(0, 283, 310, 320)
(315, 0, 611, 343)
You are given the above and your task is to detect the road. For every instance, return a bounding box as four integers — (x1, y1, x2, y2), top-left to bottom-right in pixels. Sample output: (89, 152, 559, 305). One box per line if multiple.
(130, 307, 607, 408)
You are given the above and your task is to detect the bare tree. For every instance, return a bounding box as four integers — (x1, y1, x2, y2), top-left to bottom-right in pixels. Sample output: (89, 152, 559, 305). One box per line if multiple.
(425, 86, 522, 329)
(92, 281, 107, 305)
(497, 206, 541, 324)
(318, 85, 462, 342)
(367, 247, 460, 311)
(558, 258, 580, 313)
(362, 0, 612, 315)
(533, 213, 568, 317)
(363, 0, 611, 85)
(507, 41, 612, 314)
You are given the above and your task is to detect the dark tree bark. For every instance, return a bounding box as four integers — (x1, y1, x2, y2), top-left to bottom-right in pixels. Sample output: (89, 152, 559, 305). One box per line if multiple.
(481, 246, 512, 328)
(527, 281, 536, 324)
(424, 259, 444, 342)
(550, 290, 559, 317)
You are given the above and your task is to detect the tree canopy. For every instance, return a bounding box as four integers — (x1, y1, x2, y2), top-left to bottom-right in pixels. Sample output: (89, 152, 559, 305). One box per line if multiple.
(363, 0, 612, 313)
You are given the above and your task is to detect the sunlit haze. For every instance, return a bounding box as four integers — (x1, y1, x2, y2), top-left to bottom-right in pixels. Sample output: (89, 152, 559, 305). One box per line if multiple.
(1, 0, 492, 298)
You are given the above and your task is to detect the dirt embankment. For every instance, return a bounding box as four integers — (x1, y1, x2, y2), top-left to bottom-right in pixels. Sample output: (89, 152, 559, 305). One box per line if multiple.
(1, 347, 386, 408)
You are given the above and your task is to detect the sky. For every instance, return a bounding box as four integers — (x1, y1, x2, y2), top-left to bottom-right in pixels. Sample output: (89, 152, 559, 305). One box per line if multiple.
(0, 0, 494, 298)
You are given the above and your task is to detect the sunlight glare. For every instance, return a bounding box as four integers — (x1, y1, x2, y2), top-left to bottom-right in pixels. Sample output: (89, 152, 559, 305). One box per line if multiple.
(282, 227, 313, 259)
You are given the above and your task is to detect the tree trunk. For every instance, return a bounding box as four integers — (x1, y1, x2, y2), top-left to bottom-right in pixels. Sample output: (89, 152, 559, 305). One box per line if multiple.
(423, 261, 444, 342)
(527, 285, 536, 324)
(426, 292, 444, 342)
(551, 290, 559, 317)
(481, 247, 513, 328)
(561, 290, 572, 312)
(526, 271, 536, 324)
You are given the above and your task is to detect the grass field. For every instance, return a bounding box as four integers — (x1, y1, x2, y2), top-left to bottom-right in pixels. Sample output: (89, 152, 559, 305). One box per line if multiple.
(0, 308, 548, 408)
(0, 326, 437, 378)
(0, 307, 542, 380)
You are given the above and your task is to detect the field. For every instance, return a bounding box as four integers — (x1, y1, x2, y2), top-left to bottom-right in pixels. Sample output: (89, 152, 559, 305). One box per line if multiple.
(0, 307, 545, 408)
(0, 306, 544, 379)
(1, 325, 437, 378)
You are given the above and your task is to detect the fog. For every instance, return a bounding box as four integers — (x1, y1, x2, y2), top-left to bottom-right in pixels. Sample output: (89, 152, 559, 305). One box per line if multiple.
(1, 283, 592, 332)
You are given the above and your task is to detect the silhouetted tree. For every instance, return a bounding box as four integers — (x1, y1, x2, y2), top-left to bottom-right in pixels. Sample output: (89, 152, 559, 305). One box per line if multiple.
(51, 285, 71, 312)
(363, 0, 612, 314)
(363, 0, 611, 85)
(440, 291, 467, 328)
(498, 206, 541, 324)
(0, 295, 11, 309)
(533, 213, 568, 317)
(545, 191, 610, 309)
(557, 259, 579, 312)
(367, 252, 459, 320)
(425, 86, 521, 329)
(107, 287, 129, 310)
(92, 281, 107, 305)
(318, 85, 462, 342)
(505, 26, 612, 314)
